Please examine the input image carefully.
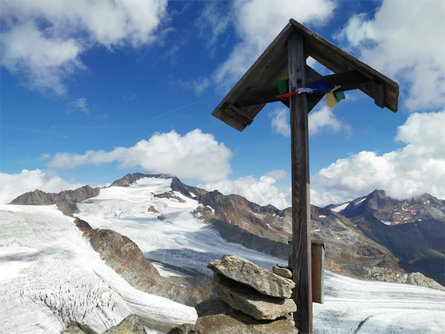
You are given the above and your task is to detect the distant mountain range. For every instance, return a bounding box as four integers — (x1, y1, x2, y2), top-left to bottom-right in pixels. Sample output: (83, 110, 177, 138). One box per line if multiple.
(11, 173, 445, 289)
(4, 174, 445, 334)
(328, 190, 445, 285)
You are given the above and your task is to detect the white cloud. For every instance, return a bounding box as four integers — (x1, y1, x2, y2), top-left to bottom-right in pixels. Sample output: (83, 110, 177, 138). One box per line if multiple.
(38, 153, 51, 161)
(0, 169, 82, 204)
(214, 0, 336, 89)
(47, 129, 232, 183)
(0, 0, 168, 93)
(312, 110, 445, 202)
(309, 106, 349, 136)
(176, 77, 210, 96)
(270, 105, 349, 137)
(338, 0, 445, 111)
(270, 108, 290, 137)
(196, 2, 231, 49)
(202, 170, 290, 209)
(310, 188, 348, 208)
(71, 97, 89, 114)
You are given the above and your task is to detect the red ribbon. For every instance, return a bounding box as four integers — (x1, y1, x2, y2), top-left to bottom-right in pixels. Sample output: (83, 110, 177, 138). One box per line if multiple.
(275, 91, 297, 100)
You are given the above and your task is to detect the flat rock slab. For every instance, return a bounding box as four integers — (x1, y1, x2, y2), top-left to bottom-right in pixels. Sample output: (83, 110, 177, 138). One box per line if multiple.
(195, 298, 298, 334)
(211, 274, 296, 321)
(273, 265, 293, 279)
(208, 255, 295, 298)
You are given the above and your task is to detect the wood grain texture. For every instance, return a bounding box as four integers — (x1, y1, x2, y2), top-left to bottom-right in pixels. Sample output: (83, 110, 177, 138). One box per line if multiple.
(288, 31, 313, 334)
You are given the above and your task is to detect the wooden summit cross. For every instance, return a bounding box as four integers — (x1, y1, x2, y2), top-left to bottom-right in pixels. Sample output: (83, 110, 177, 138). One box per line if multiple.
(211, 19, 398, 333)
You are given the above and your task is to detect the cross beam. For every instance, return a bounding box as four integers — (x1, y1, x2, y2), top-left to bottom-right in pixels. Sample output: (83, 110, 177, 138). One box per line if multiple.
(236, 69, 371, 108)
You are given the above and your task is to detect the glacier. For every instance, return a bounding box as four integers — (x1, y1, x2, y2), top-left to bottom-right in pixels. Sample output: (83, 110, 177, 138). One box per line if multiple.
(0, 204, 197, 334)
(1, 176, 444, 333)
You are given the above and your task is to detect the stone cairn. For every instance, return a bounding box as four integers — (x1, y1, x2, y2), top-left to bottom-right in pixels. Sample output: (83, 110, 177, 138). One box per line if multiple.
(207, 255, 296, 324)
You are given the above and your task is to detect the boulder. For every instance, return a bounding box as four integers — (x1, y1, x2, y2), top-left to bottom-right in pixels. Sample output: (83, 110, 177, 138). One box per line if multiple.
(61, 323, 88, 334)
(407, 272, 445, 291)
(208, 255, 295, 298)
(167, 323, 195, 334)
(148, 205, 160, 214)
(102, 314, 146, 334)
(272, 265, 293, 279)
(195, 298, 298, 334)
(211, 274, 296, 321)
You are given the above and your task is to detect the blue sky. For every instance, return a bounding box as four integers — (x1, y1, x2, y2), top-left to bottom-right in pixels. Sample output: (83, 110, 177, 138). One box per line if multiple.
(1, 0, 445, 208)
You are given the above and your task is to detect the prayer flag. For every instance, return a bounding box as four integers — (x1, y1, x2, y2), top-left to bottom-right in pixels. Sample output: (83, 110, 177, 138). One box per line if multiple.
(325, 91, 338, 108)
(311, 81, 330, 93)
(334, 90, 345, 102)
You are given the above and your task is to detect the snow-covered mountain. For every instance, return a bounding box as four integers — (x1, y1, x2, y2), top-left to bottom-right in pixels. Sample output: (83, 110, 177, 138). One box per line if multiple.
(338, 190, 445, 225)
(329, 190, 445, 286)
(10, 174, 445, 287)
(2, 174, 445, 333)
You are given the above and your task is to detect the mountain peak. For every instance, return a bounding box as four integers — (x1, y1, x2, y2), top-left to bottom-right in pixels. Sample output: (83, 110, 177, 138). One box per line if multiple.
(109, 173, 174, 187)
(339, 189, 445, 225)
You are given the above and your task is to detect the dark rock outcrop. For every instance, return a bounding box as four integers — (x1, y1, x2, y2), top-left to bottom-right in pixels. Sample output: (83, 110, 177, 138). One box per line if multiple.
(78, 222, 212, 306)
(74, 218, 92, 231)
(196, 190, 289, 258)
(171, 176, 207, 198)
(11, 186, 100, 216)
(84, 229, 161, 291)
(147, 205, 160, 214)
(154, 191, 185, 203)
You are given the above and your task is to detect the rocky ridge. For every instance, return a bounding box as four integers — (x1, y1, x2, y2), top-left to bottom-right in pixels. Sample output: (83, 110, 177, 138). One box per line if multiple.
(339, 190, 445, 225)
(333, 190, 445, 286)
(75, 218, 212, 307)
(68, 214, 211, 334)
(10, 186, 100, 216)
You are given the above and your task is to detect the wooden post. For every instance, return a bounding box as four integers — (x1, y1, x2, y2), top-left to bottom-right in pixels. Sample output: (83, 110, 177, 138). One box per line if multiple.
(288, 32, 313, 333)
(311, 240, 325, 304)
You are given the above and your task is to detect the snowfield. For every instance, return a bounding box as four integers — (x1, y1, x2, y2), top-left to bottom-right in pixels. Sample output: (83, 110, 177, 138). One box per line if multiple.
(0, 204, 197, 334)
(1, 176, 445, 333)
(315, 272, 445, 333)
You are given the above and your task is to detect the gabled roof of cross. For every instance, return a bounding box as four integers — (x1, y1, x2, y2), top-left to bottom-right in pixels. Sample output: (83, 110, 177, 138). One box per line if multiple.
(212, 19, 399, 132)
